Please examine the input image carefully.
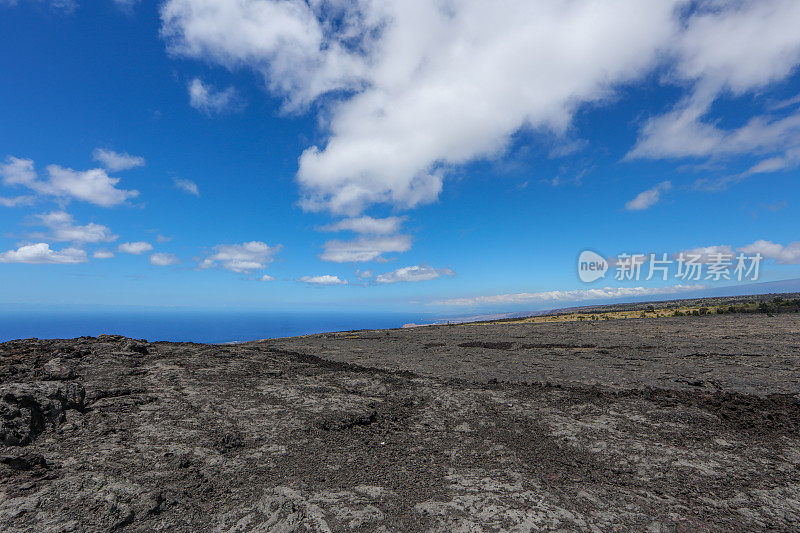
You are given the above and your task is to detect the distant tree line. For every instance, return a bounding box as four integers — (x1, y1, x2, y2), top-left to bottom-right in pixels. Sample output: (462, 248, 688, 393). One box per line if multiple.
(672, 298, 800, 317)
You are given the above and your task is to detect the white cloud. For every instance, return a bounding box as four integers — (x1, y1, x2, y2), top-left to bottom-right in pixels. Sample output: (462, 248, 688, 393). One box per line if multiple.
(161, 0, 800, 210)
(432, 284, 705, 307)
(298, 274, 347, 286)
(188, 78, 245, 114)
(625, 181, 672, 211)
(34, 211, 117, 243)
(199, 241, 281, 273)
(376, 264, 455, 284)
(118, 241, 154, 255)
(91, 148, 145, 172)
(93, 250, 114, 259)
(0, 156, 37, 187)
(320, 216, 404, 235)
(320, 234, 411, 263)
(629, 103, 800, 191)
(356, 269, 373, 279)
(161, 0, 688, 215)
(259, 274, 275, 281)
(0, 156, 138, 207)
(770, 94, 800, 111)
(628, 0, 800, 181)
(162, 1, 364, 108)
(0, 195, 35, 207)
(744, 145, 800, 176)
(43, 165, 138, 207)
(51, 0, 75, 10)
(675, 245, 735, 263)
(1, 1, 77, 12)
(672, 241, 800, 265)
(149, 252, 179, 266)
(113, 0, 139, 12)
(156, 234, 173, 243)
(173, 177, 199, 196)
(738, 240, 800, 265)
(673, 1, 800, 96)
(0, 243, 86, 264)
(630, 102, 800, 161)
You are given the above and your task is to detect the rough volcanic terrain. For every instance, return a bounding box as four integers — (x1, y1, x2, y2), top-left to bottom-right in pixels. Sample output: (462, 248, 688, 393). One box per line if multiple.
(2, 314, 800, 531)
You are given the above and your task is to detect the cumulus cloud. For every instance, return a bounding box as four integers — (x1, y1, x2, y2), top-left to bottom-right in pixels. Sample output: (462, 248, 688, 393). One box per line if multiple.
(33, 211, 117, 243)
(625, 181, 672, 211)
(161, 0, 800, 211)
(376, 265, 455, 284)
(173, 177, 199, 196)
(738, 240, 800, 264)
(92, 148, 145, 172)
(259, 274, 275, 281)
(188, 78, 245, 114)
(161, 0, 688, 215)
(0, 195, 35, 207)
(43, 165, 138, 206)
(1, 156, 38, 187)
(93, 250, 114, 259)
(199, 241, 281, 273)
(320, 216, 404, 235)
(149, 252, 179, 266)
(298, 275, 347, 286)
(320, 235, 411, 263)
(0, 243, 86, 264)
(432, 284, 705, 307)
(0, 156, 138, 207)
(118, 241, 154, 255)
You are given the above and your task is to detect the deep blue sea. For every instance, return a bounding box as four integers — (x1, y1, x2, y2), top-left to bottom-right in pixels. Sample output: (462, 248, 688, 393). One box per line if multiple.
(0, 310, 432, 344)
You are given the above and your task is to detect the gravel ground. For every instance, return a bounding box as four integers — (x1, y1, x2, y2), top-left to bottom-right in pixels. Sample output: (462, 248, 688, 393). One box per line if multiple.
(267, 314, 800, 395)
(1, 314, 799, 531)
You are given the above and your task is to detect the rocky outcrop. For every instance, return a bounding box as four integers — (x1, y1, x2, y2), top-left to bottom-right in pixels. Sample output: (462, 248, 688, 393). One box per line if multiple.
(2, 325, 800, 532)
(0, 381, 85, 445)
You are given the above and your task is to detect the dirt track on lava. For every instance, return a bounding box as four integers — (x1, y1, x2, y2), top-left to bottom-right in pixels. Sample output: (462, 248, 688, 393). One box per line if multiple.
(1, 314, 800, 531)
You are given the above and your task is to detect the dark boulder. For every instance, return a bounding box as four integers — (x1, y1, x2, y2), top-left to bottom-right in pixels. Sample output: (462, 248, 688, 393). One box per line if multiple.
(0, 382, 85, 446)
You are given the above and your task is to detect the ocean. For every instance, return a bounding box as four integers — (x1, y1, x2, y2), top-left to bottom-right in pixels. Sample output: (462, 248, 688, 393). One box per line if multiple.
(0, 310, 431, 344)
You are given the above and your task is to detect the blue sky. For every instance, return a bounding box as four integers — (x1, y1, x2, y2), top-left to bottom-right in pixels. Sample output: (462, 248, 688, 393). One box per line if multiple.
(2, 0, 800, 315)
